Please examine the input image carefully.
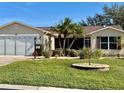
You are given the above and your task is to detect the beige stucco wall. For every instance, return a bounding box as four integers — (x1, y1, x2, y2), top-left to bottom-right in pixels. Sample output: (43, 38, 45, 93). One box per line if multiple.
(51, 37, 55, 50)
(90, 28, 124, 56)
(43, 35, 55, 51)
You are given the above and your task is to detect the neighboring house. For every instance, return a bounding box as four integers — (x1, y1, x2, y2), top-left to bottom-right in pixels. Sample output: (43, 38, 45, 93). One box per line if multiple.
(40, 25, 124, 56)
(0, 22, 55, 56)
(0, 21, 124, 56)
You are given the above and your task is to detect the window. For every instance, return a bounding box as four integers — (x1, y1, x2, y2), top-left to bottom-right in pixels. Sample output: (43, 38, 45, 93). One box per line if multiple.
(98, 36, 121, 50)
(100, 37, 108, 49)
(84, 37, 91, 48)
(109, 37, 118, 49)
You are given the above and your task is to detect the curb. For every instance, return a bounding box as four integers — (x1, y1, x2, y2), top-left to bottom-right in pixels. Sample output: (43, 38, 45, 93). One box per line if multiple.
(0, 84, 83, 90)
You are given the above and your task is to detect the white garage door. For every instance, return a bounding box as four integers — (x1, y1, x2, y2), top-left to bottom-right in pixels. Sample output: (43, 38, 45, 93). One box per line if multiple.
(26, 37, 34, 55)
(0, 37, 5, 55)
(6, 37, 15, 55)
(16, 36, 26, 55)
(16, 36, 35, 55)
(0, 35, 36, 55)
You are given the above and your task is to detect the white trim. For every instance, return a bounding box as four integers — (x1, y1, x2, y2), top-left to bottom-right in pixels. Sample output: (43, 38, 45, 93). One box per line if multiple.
(83, 37, 91, 48)
(0, 34, 15, 36)
(0, 34, 39, 36)
(89, 26, 124, 35)
(16, 34, 39, 36)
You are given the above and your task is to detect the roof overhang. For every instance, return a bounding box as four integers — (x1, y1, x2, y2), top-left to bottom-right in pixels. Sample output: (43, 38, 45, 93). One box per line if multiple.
(88, 26, 124, 35)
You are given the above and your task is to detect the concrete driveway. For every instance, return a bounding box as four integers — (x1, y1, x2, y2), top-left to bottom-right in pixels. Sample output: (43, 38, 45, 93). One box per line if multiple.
(0, 56, 80, 66)
(0, 56, 33, 66)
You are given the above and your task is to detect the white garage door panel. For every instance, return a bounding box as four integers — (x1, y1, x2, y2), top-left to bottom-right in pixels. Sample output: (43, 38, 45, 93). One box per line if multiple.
(0, 39, 4, 55)
(26, 39, 34, 56)
(0, 35, 36, 55)
(16, 38, 26, 55)
(6, 38, 15, 55)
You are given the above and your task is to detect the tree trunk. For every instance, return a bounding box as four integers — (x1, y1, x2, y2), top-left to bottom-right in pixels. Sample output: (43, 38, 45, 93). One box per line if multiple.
(58, 34, 62, 49)
(63, 35, 67, 55)
(88, 51, 91, 65)
(63, 31, 68, 55)
(59, 40, 62, 49)
(69, 39, 75, 49)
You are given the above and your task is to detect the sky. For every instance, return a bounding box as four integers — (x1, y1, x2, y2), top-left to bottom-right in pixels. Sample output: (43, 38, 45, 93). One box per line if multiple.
(0, 2, 123, 27)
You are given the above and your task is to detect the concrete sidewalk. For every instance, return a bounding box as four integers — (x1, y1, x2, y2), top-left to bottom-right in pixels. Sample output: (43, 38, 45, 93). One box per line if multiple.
(0, 84, 83, 90)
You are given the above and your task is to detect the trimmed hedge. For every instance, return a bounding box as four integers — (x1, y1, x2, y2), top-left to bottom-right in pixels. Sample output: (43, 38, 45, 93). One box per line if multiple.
(65, 49, 71, 56)
(69, 49, 79, 57)
(65, 49, 79, 57)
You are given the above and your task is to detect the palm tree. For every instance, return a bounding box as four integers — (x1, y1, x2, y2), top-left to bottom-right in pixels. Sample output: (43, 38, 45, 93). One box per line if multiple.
(54, 18, 73, 54)
(54, 24, 62, 49)
(68, 23, 84, 49)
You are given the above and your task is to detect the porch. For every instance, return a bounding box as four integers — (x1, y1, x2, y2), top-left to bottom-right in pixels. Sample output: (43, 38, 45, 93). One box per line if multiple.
(55, 37, 91, 49)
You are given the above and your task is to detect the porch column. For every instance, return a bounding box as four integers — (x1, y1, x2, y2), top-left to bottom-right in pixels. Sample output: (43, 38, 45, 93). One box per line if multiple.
(51, 37, 55, 50)
(91, 35, 96, 49)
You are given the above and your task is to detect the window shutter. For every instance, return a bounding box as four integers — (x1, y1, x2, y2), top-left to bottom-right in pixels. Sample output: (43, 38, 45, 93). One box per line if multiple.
(118, 36, 121, 49)
(96, 37, 100, 49)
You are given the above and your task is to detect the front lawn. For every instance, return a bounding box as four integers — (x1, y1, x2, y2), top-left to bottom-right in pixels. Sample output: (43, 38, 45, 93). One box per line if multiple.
(0, 58, 124, 89)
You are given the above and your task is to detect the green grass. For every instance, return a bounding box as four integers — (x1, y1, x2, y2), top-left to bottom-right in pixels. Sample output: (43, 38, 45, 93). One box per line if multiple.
(0, 58, 124, 89)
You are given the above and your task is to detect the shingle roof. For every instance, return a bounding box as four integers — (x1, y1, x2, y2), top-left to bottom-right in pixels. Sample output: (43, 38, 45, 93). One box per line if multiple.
(37, 25, 123, 35)
(83, 25, 123, 34)
(37, 27, 54, 32)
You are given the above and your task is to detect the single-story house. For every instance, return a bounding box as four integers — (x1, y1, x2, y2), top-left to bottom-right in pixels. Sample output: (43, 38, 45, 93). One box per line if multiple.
(39, 25, 124, 56)
(0, 21, 124, 56)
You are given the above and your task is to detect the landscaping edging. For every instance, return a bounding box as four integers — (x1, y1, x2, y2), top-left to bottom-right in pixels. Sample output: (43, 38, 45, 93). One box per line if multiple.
(71, 63, 109, 71)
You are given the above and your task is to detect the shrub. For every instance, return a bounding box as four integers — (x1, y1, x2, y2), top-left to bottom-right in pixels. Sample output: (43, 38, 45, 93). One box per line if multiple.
(117, 53, 120, 58)
(79, 48, 92, 59)
(80, 48, 93, 65)
(79, 51, 84, 59)
(65, 49, 71, 56)
(79, 48, 102, 59)
(93, 49, 102, 58)
(43, 51, 52, 58)
(52, 48, 63, 57)
(69, 49, 79, 57)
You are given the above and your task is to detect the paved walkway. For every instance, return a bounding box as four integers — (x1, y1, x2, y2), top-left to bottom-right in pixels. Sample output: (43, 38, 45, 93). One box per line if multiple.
(0, 84, 83, 90)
